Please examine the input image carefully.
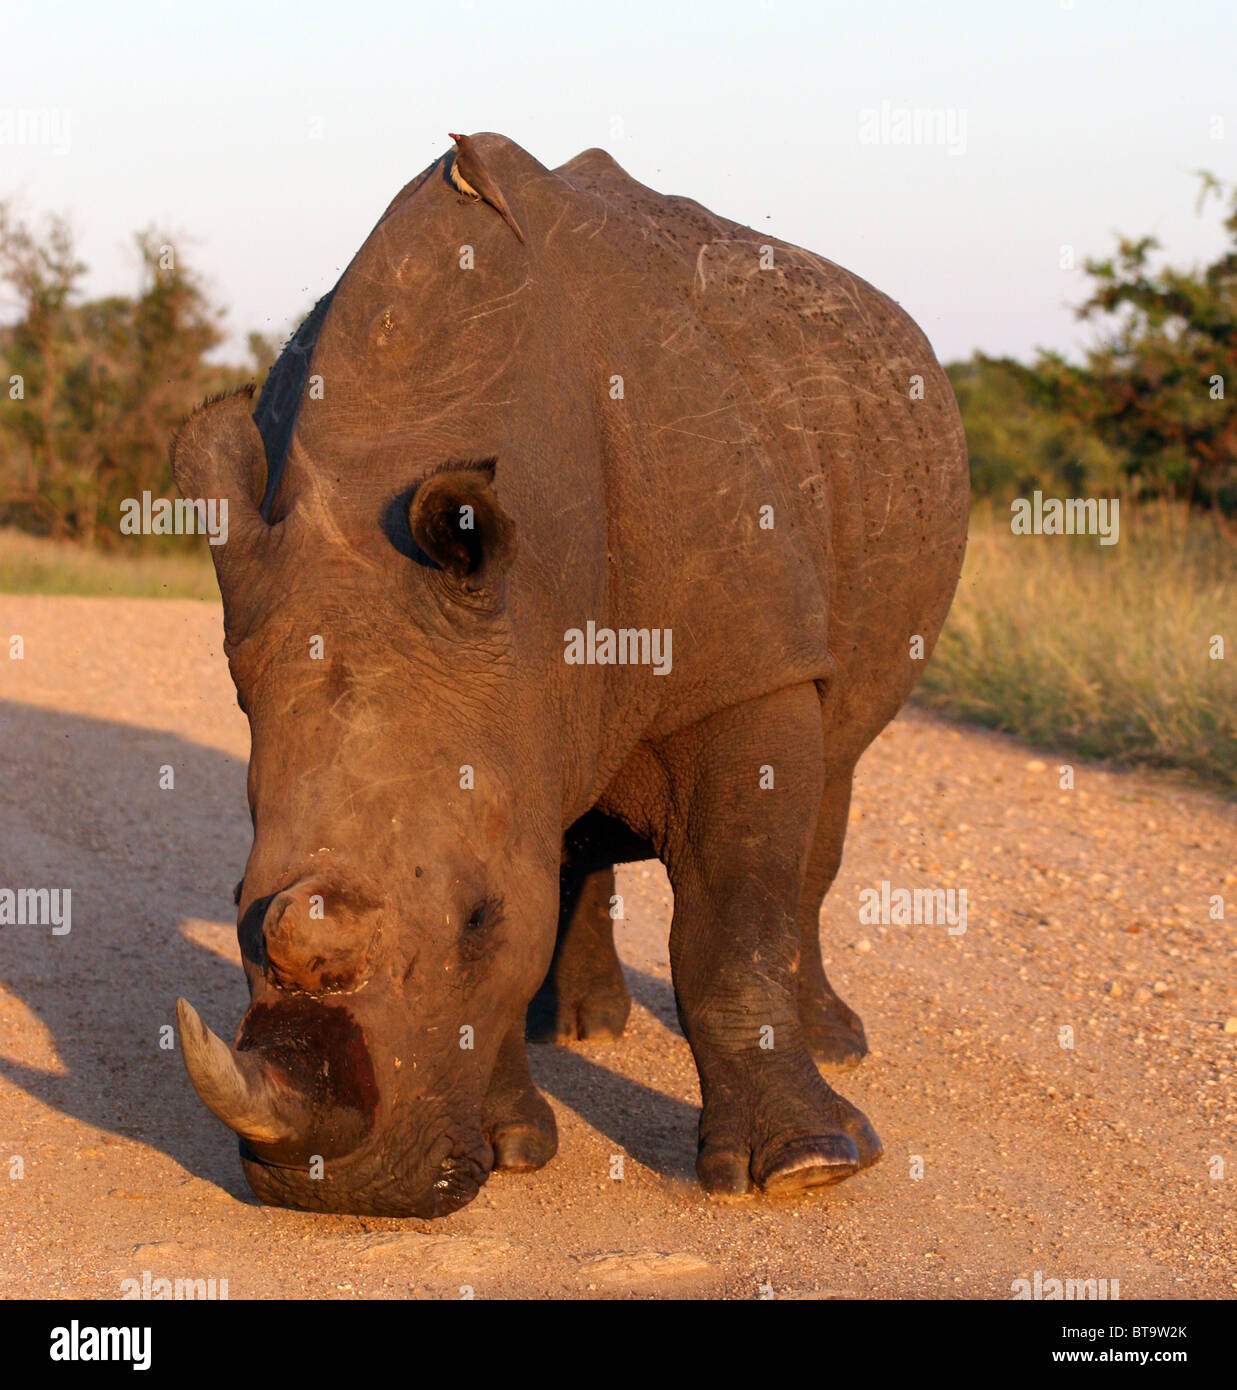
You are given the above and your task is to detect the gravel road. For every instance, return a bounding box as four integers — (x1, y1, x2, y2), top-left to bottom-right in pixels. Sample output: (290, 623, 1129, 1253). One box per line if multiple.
(1, 596, 1233, 1299)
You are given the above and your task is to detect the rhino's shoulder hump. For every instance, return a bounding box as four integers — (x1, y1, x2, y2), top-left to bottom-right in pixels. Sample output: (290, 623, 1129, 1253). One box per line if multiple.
(554, 146, 632, 184)
(465, 132, 550, 182)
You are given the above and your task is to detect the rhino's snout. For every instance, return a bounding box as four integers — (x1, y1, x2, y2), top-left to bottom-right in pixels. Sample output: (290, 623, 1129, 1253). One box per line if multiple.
(182, 871, 502, 1215)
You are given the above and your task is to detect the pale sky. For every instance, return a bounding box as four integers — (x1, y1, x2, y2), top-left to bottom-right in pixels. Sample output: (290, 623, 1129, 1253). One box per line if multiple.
(2, 0, 1233, 365)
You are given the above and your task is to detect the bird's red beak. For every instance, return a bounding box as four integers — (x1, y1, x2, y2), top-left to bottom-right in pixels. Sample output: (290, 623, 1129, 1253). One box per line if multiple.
(448, 132, 461, 142)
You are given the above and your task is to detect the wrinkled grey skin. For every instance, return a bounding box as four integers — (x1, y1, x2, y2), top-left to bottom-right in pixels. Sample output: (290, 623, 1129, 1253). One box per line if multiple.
(173, 134, 968, 1218)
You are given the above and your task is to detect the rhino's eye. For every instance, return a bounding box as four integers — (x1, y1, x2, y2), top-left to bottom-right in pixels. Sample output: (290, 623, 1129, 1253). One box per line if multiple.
(460, 896, 501, 960)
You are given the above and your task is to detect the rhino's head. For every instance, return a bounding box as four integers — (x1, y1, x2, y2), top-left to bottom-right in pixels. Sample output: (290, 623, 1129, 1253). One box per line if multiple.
(171, 381, 571, 1216)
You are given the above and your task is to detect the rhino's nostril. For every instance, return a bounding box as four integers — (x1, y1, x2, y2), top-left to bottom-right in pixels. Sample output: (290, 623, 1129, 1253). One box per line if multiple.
(424, 1152, 488, 1216)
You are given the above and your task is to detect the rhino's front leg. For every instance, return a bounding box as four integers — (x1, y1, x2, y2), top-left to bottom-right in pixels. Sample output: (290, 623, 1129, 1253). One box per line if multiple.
(483, 1021, 558, 1172)
(658, 685, 882, 1196)
(526, 861, 631, 1043)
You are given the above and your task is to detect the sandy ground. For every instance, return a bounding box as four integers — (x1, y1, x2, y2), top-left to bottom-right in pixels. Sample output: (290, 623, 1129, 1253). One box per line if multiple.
(0, 595, 1233, 1301)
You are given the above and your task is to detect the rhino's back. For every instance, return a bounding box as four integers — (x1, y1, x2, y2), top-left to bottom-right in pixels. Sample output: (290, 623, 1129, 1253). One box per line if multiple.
(552, 149, 969, 756)
(253, 138, 967, 770)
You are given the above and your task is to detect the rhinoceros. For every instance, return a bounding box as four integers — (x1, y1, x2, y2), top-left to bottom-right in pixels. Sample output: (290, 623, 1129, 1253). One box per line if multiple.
(172, 132, 968, 1217)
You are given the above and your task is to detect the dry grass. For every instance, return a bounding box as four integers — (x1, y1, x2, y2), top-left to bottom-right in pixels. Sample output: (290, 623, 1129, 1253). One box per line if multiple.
(918, 502, 1237, 793)
(5, 507, 1234, 791)
(0, 528, 217, 600)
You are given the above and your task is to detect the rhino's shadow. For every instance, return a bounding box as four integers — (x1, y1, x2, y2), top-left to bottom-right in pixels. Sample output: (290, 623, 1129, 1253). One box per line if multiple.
(0, 699, 701, 1198)
(0, 698, 259, 1197)
(528, 966, 700, 1182)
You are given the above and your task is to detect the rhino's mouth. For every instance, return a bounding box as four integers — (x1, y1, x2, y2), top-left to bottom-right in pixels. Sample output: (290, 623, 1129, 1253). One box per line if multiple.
(239, 1128, 493, 1218)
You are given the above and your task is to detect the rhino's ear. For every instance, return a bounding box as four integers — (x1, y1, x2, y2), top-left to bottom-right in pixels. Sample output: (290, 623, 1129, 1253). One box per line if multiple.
(408, 464, 516, 595)
(171, 389, 270, 629)
(171, 387, 266, 506)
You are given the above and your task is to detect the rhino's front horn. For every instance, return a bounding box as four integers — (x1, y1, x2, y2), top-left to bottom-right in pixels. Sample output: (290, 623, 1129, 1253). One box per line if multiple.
(176, 998, 309, 1145)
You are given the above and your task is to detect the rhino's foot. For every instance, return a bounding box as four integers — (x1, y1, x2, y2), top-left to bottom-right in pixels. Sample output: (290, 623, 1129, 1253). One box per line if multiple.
(696, 1072, 882, 1199)
(484, 1028, 558, 1173)
(487, 1096, 558, 1174)
(528, 862, 631, 1044)
(525, 971, 631, 1044)
(800, 987, 869, 1074)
